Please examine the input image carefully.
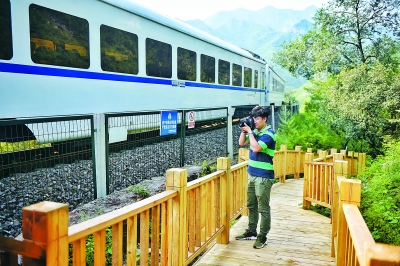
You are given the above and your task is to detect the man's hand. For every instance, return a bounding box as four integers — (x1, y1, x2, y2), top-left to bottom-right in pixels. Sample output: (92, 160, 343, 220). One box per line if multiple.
(240, 123, 252, 134)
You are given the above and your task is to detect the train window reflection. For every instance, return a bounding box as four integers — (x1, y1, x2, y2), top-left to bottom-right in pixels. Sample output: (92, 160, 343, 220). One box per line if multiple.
(146, 38, 172, 78)
(218, 59, 230, 85)
(254, 70, 258, 88)
(0, 0, 12, 60)
(244, 67, 252, 88)
(232, 64, 242, 86)
(29, 4, 89, 69)
(100, 25, 138, 75)
(201, 54, 215, 83)
(177, 47, 196, 81)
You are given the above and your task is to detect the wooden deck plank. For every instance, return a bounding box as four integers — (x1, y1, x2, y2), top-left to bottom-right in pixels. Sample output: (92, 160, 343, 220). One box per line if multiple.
(195, 178, 335, 266)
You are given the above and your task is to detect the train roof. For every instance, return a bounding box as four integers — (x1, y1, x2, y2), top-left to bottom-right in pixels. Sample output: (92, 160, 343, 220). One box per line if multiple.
(100, 0, 266, 64)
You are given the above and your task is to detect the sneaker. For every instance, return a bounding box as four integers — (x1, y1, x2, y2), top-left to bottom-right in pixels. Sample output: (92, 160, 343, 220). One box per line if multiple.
(253, 235, 267, 249)
(235, 229, 257, 240)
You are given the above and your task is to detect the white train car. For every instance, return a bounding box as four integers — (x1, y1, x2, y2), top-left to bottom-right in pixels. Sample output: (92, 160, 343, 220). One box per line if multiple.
(0, 0, 285, 119)
(266, 67, 285, 107)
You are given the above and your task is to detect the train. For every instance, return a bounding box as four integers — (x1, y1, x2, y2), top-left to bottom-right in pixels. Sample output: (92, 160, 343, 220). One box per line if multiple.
(0, 0, 285, 142)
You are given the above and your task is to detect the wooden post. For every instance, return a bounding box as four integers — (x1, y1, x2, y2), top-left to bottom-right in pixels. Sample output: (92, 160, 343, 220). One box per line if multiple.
(358, 153, 366, 173)
(217, 157, 231, 244)
(306, 148, 313, 153)
(238, 148, 249, 163)
(303, 153, 313, 210)
(330, 148, 337, 155)
(166, 168, 188, 266)
(280, 145, 287, 183)
(318, 150, 326, 162)
(295, 146, 301, 179)
(365, 243, 400, 265)
(331, 160, 348, 257)
(347, 151, 354, 175)
(336, 178, 361, 265)
(22, 201, 69, 266)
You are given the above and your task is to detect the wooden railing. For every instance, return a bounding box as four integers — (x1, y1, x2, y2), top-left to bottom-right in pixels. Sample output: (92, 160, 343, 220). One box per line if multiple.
(273, 145, 304, 182)
(303, 152, 400, 265)
(0, 154, 249, 266)
(2, 147, 399, 265)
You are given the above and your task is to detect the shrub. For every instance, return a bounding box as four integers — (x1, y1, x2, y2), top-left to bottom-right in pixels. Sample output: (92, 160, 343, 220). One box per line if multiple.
(359, 138, 400, 245)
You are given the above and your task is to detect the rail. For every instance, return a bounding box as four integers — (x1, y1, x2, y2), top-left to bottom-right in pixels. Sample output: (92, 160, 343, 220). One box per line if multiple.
(303, 152, 400, 265)
(1, 147, 399, 265)
(0, 149, 249, 266)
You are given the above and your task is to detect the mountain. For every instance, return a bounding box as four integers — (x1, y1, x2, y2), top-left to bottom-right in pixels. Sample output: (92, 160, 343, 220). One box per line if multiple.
(182, 6, 317, 90)
(204, 6, 318, 32)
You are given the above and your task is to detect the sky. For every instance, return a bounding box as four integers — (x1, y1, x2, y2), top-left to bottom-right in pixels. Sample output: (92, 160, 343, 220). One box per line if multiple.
(130, 0, 329, 20)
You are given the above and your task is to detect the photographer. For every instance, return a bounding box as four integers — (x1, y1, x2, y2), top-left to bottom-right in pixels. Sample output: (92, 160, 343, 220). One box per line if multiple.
(236, 105, 276, 249)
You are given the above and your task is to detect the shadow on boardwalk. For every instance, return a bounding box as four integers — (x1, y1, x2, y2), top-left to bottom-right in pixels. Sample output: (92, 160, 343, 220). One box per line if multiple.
(195, 178, 336, 266)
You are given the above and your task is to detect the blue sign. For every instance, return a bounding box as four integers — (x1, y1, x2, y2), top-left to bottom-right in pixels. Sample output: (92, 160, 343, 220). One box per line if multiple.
(160, 110, 178, 136)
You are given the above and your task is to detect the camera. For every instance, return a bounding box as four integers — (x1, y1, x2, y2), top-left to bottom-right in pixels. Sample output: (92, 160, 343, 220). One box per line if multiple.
(239, 116, 255, 130)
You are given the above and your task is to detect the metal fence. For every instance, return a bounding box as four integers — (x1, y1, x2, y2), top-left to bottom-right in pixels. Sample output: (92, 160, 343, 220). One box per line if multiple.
(0, 116, 95, 237)
(105, 108, 228, 193)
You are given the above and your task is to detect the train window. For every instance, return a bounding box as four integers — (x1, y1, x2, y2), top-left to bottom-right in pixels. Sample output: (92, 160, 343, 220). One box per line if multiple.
(254, 70, 258, 88)
(29, 5, 89, 69)
(100, 25, 138, 75)
(0, 0, 12, 60)
(146, 38, 172, 78)
(218, 59, 230, 85)
(177, 47, 196, 81)
(232, 64, 242, 86)
(201, 54, 215, 83)
(244, 67, 252, 88)
(261, 71, 265, 90)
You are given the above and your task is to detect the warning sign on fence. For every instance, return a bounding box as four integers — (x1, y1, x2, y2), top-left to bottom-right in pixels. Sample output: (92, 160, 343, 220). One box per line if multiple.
(188, 111, 195, 129)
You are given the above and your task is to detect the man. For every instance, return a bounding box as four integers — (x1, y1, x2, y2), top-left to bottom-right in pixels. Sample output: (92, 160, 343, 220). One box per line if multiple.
(236, 105, 276, 249)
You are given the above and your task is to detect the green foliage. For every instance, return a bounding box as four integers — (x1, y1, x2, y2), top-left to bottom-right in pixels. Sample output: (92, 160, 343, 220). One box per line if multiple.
(199, 160, 217, 177)
(70, 212, 113, 266)
(307, 63, 400, 157)
(82, 228, 113, 266)
(359, 138, 400, 245)
(310, 204, 331, 218)
(129, 185, 150, 199)
(0, 140, 51, 153)
(273, 0, 400, 79)
(276, 112, 343, 152)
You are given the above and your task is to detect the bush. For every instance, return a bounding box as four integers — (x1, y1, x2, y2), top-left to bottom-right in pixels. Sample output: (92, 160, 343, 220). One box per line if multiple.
(359, 138, 400, 245)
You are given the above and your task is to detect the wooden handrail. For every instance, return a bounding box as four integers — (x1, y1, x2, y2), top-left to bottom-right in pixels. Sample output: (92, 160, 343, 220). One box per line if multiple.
(0, 236, 45, 259)
(4, 147, 397, 266)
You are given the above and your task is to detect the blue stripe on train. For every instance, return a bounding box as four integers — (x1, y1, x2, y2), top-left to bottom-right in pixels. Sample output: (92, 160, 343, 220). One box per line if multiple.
(0, 62, 261, 92)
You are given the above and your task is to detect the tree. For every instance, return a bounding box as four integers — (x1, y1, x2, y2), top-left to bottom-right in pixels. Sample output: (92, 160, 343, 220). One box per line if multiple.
(273, 0, 400, 79)
(307, 62, 400, 156)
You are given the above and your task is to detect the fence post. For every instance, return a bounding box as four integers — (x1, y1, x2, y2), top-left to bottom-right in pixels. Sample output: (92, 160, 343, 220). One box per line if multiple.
(238, 148, 249, 163)
(331, 160, 348, 257)
(335, 178, 361, 265)
(358, 153, 366, 173)
(280, 145, 287, 183)
(295, 146, 301, 179)
(303, 153, 314, 210)
(22, 201, 69, 266)
(217, 157, 231, 244)
(166, 168, 188, 266)
(365, 243, 400, 265)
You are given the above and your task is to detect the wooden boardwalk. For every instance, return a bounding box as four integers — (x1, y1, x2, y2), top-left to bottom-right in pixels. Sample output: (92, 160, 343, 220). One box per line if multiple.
(195, 178, 336, 266)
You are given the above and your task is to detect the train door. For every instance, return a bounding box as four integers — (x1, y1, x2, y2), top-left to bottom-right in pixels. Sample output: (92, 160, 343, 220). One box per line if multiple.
(261, 67, 267, 105)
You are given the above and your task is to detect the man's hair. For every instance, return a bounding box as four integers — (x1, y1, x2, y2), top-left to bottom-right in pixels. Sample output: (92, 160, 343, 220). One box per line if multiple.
(250, 106, 270, 118)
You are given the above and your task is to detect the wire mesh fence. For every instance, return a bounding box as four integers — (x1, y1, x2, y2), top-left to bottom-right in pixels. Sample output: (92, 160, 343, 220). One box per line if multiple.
(105, 108, 229, 193)
(0, 116, 95, 238)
